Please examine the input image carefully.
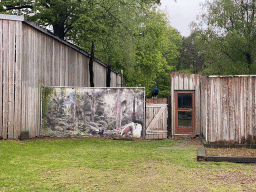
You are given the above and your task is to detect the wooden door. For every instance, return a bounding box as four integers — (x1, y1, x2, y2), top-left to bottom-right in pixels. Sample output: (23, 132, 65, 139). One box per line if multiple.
(175, 91, 195, 135)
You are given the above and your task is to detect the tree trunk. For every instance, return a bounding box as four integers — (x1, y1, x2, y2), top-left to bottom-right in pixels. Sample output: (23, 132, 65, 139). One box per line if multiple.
(53, 21, 65, 39)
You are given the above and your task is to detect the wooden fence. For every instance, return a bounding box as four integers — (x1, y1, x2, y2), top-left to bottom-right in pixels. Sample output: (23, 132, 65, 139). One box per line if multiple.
(201, 75, 256, 143)
(0, 14, 122, 139)
(146, 104, 168, 139)
(170, 72, 256, 143)
(170, 72, 201, 136)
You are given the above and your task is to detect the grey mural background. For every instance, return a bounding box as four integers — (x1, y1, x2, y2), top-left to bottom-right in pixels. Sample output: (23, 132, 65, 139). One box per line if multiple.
(42, 87, 145, 138)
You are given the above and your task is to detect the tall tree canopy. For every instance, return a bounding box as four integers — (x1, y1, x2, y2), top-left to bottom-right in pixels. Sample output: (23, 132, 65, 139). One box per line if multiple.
(191, 0, 256, 75)
(0, 0, 160, 39)
(0, 0, 182, 97)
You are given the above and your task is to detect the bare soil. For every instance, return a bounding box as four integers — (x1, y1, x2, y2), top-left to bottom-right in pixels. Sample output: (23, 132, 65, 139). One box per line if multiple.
(206, 147, 256, 157)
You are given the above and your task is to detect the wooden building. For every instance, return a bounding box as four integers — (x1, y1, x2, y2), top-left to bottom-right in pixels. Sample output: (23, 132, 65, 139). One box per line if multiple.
(170, 72, 256, 143)
(0, 14, 122, 139)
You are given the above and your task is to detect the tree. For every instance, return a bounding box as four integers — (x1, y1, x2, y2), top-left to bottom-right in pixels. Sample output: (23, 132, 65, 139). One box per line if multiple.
(0, 0, 84, 39)
(0, 0, 160, 39)
(178, 33, 204, 73)
(1, 0, 182, 98)
(193, 0, 256, 75)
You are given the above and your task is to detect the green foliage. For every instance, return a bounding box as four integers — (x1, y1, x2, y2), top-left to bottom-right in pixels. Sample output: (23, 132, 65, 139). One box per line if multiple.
(1, 0, 182, 96)
(178, 33, 205, 73)
(42, 87, 55, 129)
(192, 0, 256, 75)
(71, 3, 182, 97)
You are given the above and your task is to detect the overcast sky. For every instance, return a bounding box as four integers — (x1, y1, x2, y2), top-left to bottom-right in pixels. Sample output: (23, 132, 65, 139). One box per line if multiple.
(159, 0, 206, 37)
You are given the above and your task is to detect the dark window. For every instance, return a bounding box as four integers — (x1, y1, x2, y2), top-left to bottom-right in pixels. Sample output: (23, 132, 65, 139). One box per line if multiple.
(178, 93, 192, 108)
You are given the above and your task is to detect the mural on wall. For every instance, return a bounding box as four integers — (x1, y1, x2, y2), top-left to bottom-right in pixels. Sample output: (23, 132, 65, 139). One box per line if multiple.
(42, 87, 145, 138)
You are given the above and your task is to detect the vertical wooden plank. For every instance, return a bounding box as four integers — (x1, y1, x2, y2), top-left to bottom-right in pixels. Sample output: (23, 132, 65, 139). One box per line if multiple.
(172, 73, 178, 135)
(48, 37, 53, 86)
(9, 20, 16, 139)
(81, 55, 85, 86)
(208, 78, 213, 142)
(59, 44, 63, 86)
(228, 77, 235, 141)
(173, 72, 179, 90)
(54, 41, 60, 86)
(68, 49, 73, 86)
(235, 77, 241, 143)
(40, 32, 45, 84)
(189, 74, 195, 90)
(35, 29, 40, 137)
(28, 26, 33, 137)
(200, 76, 204, 138)
(78, 54, 82, 87)
(212, 77, 217, 142)
(254, 77, 256, 140)
(0, 20, 3, 138)
(201, 76, 209, 141)
(21, 23, 27, 133)
(247, 76, 253, 138)
(47, 35, 51, 86)
(243, 77, 247, 141)
(214, 77, 219, 141)
(14, 21, 22, 139)
(195, 74, 201, 135)
(170, 73, 173, 136)
(222, 78, 229, 141)
(183, 73, 189, 90)
(2, 20, 9, 139)
(178, 73, 184, 90)
(240, 77, 245, 142)
(64, 46, 68, 86)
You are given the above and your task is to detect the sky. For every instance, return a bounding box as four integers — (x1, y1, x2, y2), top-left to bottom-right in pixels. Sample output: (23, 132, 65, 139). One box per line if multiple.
(159, 0, 206, 37)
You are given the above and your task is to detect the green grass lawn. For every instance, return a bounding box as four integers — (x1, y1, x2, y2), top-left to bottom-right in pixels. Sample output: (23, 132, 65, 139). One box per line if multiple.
(1, 137, 256, 191)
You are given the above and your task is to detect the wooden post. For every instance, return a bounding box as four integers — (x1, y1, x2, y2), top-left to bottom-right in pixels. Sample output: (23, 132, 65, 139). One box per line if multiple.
(89, 42, 94, 87)
(106, 65, 111, 87)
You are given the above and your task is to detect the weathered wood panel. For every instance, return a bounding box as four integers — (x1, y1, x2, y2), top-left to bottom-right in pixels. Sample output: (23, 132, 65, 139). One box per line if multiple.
(170, 72, 200, 136)
(195, 74, 201, 135)
(200, 75, 208, 140)
(0, 20, 3, 138)
(2, 20, 9, 139)
(0, 17, 122, 139)
(171, 73, 256, 143)
(110, 72, 117, 87)
(146, 104, 168, 139)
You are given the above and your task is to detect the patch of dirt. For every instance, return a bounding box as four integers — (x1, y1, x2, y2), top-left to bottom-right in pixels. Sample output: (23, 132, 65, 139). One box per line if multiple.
(206, 148, 256, 157)
(173, 137, 203, 148)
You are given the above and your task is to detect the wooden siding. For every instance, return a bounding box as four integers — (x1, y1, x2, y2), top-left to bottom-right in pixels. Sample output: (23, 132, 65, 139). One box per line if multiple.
(0, 20, 22, 139)
(146, 104, 168, 139)
(172, 73, 256, 143)
(170, 72, 201, 136)
(201, 76, 256, 143)
(0, 18, 122, 139)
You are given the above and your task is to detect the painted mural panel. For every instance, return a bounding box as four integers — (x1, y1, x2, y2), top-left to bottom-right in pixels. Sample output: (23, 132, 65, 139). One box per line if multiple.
(42, 87, 145, 138)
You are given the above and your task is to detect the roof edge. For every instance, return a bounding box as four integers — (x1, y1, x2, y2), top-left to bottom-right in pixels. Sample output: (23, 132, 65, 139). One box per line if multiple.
(0, 14, 121, 75)
(0, 14, 24, 21)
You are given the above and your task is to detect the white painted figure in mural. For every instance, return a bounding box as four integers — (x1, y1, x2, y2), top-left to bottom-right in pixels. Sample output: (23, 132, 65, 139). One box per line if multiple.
(121, 122, 142, 138)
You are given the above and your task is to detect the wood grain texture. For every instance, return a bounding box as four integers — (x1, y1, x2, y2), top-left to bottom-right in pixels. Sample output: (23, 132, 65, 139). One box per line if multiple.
(8, 21, 16, 139)
(0, 20, 3, 138)
(0, 19, 125, 139)
(2, 20, 9, 139)
(195, 74, 201, 135)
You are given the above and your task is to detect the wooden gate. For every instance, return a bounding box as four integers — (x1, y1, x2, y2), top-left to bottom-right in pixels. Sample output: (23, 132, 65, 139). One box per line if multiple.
(146, 104, 168, 139)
